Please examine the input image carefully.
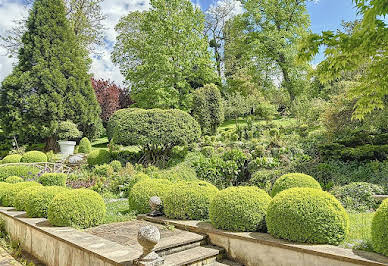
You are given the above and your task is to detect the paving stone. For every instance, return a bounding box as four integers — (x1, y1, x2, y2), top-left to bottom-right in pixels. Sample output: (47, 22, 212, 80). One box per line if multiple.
(163, 245, 223, 266)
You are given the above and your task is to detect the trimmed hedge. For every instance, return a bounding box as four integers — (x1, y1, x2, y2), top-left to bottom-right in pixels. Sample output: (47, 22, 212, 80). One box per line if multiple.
(48, 189, 106, 228)
(164, 181, 219, 220)
(110, 160, 122, 172)
(106, 108, 141, 140)
(26, 186, 68, 218)
(331, 182, 385, 212)
(271, 173, 321, 197)
(128, 178, 172, 214)
(371, 199, 388, 256)
(2, 154, 22, 164)
(127, 173, 150, 194)
(38, 173, 67, 187)
(14, 186, 44, 211)
(209, 186, 272, 232)
(0, 165, 40, 181)
(1, 182, 42, 207)
(5, 176, 23, 183)
(78, 137, 92, 154)
(0, 182, 11, 204)
(20, 151, 48, 163)
(267, 188, 349, 245)
(87, 149, 111, 166)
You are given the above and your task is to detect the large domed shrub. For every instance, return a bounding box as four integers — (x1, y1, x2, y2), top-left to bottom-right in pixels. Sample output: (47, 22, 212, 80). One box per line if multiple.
(128, 178, 172, 214)
(2, 182, 42, 207)
(26, 186, 68, 218)
(106, 108, 141, 140)
(78, 137, 92, 154)
(38, 173, 67, 187)
(0, 165, 40, 181)
(20, 151, 48, 163)
(1, 154, 22, 164)
(0, 182, 11, 204)
(87, 149, 111, 166)
(331, 182, 385, 212)
(164, 181, 219, 220)
(271, 173, 321, 197)
(14, 186, 44, 211)
(5, 176, 23, 184)
(209, 186, 272, 232)
(267, 188, 349, 245)
(48, 189, 106, 228)
(371, 199, 388, 256)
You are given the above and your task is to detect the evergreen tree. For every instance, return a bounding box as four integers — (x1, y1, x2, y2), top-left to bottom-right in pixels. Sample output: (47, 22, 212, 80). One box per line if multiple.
(0, 0, 102, 150)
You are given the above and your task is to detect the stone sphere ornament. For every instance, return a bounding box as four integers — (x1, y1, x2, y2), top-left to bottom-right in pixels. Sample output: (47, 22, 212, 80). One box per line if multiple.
(148, 196, 163, 217)
(135, 225, 164, 266)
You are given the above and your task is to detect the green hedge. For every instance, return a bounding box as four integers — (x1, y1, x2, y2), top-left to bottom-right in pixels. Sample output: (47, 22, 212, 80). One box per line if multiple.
(0, 182, 11, 204)
(26, 186, 68, 218)
(106, 108, 141, 140)
(1, 154, 22, 164)
(209, 186, 272, 232)
(164, 181, 219, 220)
(14, 186, 44, 211)
(20, 151, 48, 163)
(371, 199, 388, 256)
(331, 182, 385, 212)
(128, 178, 172, 214)
(109, 160, 122, 172)
(271, 173, 321, 197)
(1, 182, 42, 207)
(38, 173, 67, 187)
(78, 137, 92, 154)
(267, 188, 349, 245)
(87, 149, 111, 166)
(0, 165, 40, 181)
(48, 189, 106, 228)
(5, 176, 23, 184)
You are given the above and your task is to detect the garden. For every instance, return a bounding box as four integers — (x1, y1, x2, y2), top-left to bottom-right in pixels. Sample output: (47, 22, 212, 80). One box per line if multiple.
(0, 0, 387, 265)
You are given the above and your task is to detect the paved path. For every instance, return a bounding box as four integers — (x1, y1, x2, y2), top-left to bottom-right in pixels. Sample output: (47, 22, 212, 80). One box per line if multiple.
(0, 246, 22, 266)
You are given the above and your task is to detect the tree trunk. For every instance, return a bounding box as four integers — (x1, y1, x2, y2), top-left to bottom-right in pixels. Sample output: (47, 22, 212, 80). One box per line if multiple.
(45, 136, 59, 152)
(278, 54, 295, 102)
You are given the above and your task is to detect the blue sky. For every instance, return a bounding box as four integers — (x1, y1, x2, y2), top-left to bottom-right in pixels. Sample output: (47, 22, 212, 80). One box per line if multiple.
(0, 0, 360, 84)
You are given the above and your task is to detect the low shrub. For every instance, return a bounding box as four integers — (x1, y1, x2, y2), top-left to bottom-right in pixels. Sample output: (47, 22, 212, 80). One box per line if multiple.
(0, 182, 11, 204)
(151, 164, 197, 182)
(331, 182, 385, 212)
(164, 181, 219, 220)
(5, 176, 23, 184)
(249, 169, 284, 192)
(267, 188, 349, 245)
(128, 179, 172, 214)
(1, 154, 22, 164)
(20, 151, 48, 163)
(371, 199, 388, 256)
(0, 165, 40, 181)
(93, 164, 114, 177)
(48, 189, 106, 228)
(87, 149, 111, 166)
(14, 186, 44, 211)
(38, 173, 67, 187)
(1, 182, 42, 207)
(110, 160, 122, 172)
(271, 173, 321, 197)
(209, 186, 272, 231)
(26, 186, 68, 218)
(78, 137, 92, 154)
(126, 173, 150, 194)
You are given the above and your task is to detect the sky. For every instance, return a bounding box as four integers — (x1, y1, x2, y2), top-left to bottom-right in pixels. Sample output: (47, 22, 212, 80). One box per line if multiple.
(0, 0, 360, 85)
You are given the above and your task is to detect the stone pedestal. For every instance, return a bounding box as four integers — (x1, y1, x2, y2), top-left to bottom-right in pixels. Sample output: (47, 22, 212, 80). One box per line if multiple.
(133, 225, 164, 266)
(148, 196, 163, 217)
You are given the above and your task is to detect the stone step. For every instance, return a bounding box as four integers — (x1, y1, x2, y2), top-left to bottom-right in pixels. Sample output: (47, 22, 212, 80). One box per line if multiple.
(163, 245, 225, 266)
(156, 231, 207, 256)
(210, 259, 244, 266)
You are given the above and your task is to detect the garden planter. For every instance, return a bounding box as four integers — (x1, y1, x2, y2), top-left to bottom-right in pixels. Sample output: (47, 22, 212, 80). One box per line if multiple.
(58, 140, 76, 156)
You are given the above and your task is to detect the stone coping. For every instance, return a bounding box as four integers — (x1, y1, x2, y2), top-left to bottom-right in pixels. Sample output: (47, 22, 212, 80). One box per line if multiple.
(138, 215, 388, 266)
(373, 195, 388, 201)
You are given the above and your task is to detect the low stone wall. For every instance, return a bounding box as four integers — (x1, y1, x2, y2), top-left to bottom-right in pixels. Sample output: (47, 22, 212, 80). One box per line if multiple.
(0, 207, 141, 266)
(138, 215, 388, 266)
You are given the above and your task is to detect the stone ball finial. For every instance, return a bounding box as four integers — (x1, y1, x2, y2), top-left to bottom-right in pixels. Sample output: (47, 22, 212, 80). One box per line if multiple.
(135, 225, 164, 266)
(148, 196, 163, 217)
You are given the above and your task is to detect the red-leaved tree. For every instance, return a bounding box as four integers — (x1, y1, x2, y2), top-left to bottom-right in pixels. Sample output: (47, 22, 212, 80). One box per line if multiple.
(91, 78, 132, 124)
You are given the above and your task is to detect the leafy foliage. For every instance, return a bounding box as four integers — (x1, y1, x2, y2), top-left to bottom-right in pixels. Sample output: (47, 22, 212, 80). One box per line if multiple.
(87, 150, 111, 166)
(57, 121, 82, 140)
(20, 151, 48, 163)
(1, 182, 42, 207)
(1, 154, 22, 164)
(14, 185, 44, 211)
(0, 165, 40, 181)
(371, 199, 388, 256)
(5, 176, 23, 184)
(26, 186, 68, 218)
(267, 188, 349, 245)
(78, 137, 92, 154)
(271, 173, 321, 197)
(38, 173, 67, 187)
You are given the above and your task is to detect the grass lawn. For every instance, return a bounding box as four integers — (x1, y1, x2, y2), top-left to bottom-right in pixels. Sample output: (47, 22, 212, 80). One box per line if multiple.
(342, 212, 374, 251)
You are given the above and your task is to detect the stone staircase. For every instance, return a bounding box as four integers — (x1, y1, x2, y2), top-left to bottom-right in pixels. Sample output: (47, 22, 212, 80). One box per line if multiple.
(154, 230, 242, 266)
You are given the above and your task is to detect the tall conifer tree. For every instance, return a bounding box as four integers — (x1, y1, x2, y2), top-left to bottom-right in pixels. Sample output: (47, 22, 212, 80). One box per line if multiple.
(0, 0, 102, 149)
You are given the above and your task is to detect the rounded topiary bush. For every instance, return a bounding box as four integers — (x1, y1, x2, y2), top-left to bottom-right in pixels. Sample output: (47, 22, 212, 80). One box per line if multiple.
(164, 181, 219, 220)
(2, 154, 22, 164)
(87, 149, 111, 166)
(209, 186, 272, 232)
(267, 188, 349, 245)
(26, 186, 68, 218)
(271, 173, 321, 197)
(110, 160, 122, 172)
(0, 182, 12, 204)
(371, 199, 388, 256)
(0, 165, 40, 181)
(1, 182, 42, 207)
(78, 137, 92, 154)
(14, 186, 44, 211)
(21, 151, 48, 163)
(128, 178, 172, 214)
(48, 189, 106, 228)
(331, 182, 385, 212)
(38, 173, 67, 186)
(5, 176, 23, 184)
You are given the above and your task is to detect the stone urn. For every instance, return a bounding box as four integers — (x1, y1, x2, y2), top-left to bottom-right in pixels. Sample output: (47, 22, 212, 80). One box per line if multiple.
(58, 141, 76, 156)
